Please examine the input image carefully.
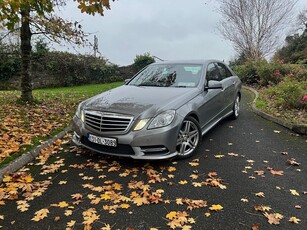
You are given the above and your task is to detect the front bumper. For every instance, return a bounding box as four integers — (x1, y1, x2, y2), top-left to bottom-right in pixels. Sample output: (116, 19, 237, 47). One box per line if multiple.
(71, 115, 181, 160)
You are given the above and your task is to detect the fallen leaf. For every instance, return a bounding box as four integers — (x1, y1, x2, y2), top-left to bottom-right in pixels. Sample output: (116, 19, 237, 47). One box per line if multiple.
(178, 180, 188, 185)
(58, 201, 68, 208)
(254, 206, 271, 212)
(289, 217, 301, 224)
(255, 192, 265, 198)
(168, 166, 176, 172)
(287, 158, 300, 166)
(209, 204, 223, 211)
(166, 211, 177, 220)
(251, 223, 260, 230)
(290, 189, 300, 196)
(228, 152, 238, 157)
(32, 208, 49, 222)
(214, 154, 225, 159)
(269, 169, 284, 176)
(264, 212, 282, 225)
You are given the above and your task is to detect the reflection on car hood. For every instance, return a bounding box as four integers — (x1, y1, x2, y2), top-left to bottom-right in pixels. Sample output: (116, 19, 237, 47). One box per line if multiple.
(83, 85, 199, 117)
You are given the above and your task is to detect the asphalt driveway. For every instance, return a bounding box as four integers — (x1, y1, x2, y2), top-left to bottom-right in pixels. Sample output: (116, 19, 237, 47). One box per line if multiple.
(0, 89, 306, 230)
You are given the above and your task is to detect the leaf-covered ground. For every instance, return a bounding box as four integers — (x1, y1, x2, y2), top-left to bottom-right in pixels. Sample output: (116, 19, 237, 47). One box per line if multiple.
(0, 91, 306, 229)
(0, 82, 122, 163)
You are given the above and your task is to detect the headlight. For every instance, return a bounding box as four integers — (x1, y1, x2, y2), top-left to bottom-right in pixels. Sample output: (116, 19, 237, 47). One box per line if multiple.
(133, 119, 150, 131)
(75, 104, 85, 122)
(148, 110, 175, 129)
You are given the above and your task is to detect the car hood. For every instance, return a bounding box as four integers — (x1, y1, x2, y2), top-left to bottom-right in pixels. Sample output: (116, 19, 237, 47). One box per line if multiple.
(83, 85, 199, 118)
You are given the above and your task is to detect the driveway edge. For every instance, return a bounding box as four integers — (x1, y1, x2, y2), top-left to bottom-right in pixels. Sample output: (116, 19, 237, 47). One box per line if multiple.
(243, 86, 307, 135)
(0, 125, 72, 181)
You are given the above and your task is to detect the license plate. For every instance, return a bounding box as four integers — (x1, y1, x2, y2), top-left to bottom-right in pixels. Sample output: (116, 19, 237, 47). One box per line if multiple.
(88, 134, 117, 147)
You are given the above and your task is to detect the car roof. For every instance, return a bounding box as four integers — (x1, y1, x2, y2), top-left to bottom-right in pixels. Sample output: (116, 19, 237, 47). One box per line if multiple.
(151, 59, 225, 65)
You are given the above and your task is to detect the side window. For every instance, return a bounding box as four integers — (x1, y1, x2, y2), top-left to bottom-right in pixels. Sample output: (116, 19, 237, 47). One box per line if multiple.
(217, 63, 232, 80)
(206, 63, 221, 81)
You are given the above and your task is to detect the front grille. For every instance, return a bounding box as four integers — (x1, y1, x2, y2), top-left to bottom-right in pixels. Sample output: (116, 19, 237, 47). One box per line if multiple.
(85, 111, 133, 134)
(81, 137, 135, 155)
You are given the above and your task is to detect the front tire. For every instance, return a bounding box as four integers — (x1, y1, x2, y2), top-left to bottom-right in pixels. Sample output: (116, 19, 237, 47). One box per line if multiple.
(231, 94, 240, 119)
(176, 117, 201, 159)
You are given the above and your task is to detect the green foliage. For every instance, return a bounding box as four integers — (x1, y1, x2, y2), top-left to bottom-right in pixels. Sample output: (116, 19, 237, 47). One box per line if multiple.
(233, 61, 307, 86)
(259, 77, 307, 110)
(274, 29, 307, 64)
(0, 42, 20, 82)
(32, 38, 49, 59)
(133, 52, 155, 71)
(31, 51, 120, 88)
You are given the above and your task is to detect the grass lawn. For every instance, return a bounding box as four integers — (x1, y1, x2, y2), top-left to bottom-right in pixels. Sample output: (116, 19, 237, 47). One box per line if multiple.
(0, 82, 122, 166)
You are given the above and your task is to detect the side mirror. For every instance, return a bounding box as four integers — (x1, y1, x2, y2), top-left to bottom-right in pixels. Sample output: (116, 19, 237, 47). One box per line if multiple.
(205, 80, 223, 90)
(124, 79, 131, 85)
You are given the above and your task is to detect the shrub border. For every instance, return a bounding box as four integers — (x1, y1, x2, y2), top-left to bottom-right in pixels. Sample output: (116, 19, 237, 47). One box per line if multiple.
(243, 86, 307, 135)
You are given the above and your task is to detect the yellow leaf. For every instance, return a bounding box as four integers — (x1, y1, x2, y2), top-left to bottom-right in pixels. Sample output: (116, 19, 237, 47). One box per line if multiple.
(120, 203, 130, 209)
(101, 193, 111, 200)
(3, 176, 11, 183)
(101, 224, 112, 230)
(133, 197, 149, 206)
(179, 180, 188, 185)
(189, 162, 199, 167)
(66, 220, 76, 228)
(204, 212, 211, 217)
(290, 189, 300, 196)
(32, 208, 49, 221)
(188, 218, 196, 224)
(166, 211, 177, 220)
(209, 204, 223, 211)
(168, 166, 176, 172)
(65, 210, 73, 216)
(58, 201, 68, 208)
(24, 175, 34, 183)
(289, 217, 301, 224)
(240, 198, 249, 203)
(214, 154, 225, 159)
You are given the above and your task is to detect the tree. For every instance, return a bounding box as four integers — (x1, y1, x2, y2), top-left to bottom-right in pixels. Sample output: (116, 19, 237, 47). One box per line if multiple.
(134, 52, 155, 71)
(0, 0, 113, 103)
(274, 10, 307, 64)
(217, 0, 297, 61)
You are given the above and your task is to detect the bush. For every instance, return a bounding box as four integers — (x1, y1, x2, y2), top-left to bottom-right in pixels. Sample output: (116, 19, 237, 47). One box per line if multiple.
(0, 43, 20, 82)
(31, 51, 120, 88)
(133, 52, 155, 71)
(233, 61, 307, 86)
(260, 77, 307, 110)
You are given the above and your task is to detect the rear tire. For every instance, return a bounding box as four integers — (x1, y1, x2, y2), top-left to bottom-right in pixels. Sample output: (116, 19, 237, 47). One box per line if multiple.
(176, 117, 202, 159)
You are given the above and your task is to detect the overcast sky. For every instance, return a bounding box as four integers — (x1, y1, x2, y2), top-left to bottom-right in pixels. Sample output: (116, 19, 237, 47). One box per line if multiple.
(55, 0, 306, 66)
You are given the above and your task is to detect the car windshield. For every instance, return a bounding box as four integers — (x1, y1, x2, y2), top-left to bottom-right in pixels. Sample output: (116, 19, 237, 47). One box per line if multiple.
(128, 64, 203, 88)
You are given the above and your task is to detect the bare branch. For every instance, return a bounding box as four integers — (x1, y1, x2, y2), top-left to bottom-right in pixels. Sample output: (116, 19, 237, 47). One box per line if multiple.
(217, 0, 298, 60)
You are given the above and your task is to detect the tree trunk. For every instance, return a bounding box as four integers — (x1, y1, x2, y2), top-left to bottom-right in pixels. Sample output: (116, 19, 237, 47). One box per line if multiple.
(20, 8, 33, 103)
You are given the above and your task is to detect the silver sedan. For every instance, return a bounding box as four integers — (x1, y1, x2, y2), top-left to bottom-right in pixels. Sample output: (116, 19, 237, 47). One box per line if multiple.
(72, 60, 242, 159)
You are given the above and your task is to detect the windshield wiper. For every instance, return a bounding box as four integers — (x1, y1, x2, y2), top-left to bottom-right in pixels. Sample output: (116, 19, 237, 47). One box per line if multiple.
(137, 83, 161, 87)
